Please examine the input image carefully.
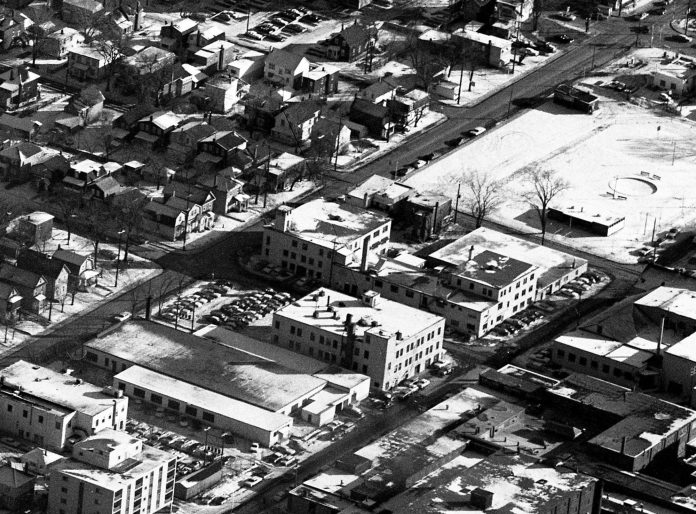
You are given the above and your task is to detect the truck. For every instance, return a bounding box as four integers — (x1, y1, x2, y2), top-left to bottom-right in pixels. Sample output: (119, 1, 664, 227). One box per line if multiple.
(553, 84, 599, 114)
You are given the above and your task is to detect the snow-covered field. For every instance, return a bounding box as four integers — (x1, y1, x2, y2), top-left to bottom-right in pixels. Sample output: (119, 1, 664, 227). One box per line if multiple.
(404, 96, 696, 263)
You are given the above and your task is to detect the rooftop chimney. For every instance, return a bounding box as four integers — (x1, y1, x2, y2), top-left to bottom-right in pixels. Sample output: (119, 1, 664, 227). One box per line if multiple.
(469, 245, 474, 261)
(274, 205, 293, 232)
(360, 234, 370, 273)
(657, 316, 665, 356)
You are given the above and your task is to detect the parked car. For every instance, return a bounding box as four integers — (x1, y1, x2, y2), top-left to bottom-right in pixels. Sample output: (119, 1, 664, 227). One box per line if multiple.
(242, 476, 263, 488)
(415, 378, 431, 389)
(554, 34, 574, 44)
(557, 11, 577, 20)
(466, 126, 487, 137)
(673, 33, 692, 42)
(113, 311, 132, 323)
(519, 46, 540, 56)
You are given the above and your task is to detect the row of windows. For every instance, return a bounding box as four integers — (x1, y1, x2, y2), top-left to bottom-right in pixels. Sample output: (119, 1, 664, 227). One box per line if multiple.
(556, 349, 634, 381)
(129, 386, 215, 424)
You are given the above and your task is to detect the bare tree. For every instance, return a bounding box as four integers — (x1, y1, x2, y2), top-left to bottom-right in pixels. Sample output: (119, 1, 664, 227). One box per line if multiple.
(523, 168, 570, 245)
(531, 0, 546, 32)
(26, 7, 54, 66)
(74, 9, 107, 43)
(112, 195, 147, 262)
(56, 196, 79, 245)
(84, 202, 111, 269)
(404, 30, 444, 93)
(95, 38, 125, 92)
(462, 170, 506, 229)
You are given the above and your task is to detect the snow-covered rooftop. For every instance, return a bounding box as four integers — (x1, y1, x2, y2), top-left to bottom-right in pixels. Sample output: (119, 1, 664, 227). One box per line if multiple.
(274, 288, 444, 342)
(634, 287, 696, 322)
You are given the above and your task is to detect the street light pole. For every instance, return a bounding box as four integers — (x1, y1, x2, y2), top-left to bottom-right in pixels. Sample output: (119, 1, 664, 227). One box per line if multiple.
(182, 193, 192, 252)
(114, 229, 125, 288)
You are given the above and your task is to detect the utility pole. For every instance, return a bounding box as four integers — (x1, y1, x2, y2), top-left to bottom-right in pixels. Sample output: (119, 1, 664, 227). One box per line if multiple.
(457, 59, 464, 104)
(454, 183, 461, 223)
(686, 0, 692, 35)
(636, 18, 641, 47)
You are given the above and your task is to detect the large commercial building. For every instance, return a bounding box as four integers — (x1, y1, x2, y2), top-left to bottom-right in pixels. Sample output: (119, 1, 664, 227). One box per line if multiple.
(272, 288, 446, 390)
(261, 198, 391, 281)
(551, 287, 696, 396)
(47, 429, 176, 514)
(0, 361, 128, 451)
(332, 227, 586, 338)
(84, 321, 368, 444)
(545, 373, 696, 472)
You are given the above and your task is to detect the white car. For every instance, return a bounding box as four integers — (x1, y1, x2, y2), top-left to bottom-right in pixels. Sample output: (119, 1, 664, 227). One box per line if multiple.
(467, 126, 487, 137)
(113, 311, 132, 323)
(241, 476, 263, 488)
(558, 11, 577, 20)
(415, 378, 431, 390)
(519, 46, 540, 56)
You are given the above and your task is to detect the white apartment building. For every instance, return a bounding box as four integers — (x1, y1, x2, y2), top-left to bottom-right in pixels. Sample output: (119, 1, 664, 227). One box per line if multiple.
(48, 429, 176, 514)
(262, 198, 391, 281)
(272, 288, 446, 390)
(0, 361, 128, 451)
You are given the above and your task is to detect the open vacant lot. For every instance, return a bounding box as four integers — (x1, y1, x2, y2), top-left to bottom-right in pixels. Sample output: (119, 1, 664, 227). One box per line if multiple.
(405, 91, 696, 263)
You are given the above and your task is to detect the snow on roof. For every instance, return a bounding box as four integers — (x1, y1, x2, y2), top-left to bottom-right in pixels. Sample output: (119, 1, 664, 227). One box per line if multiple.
(347, 175, 412, 203)
(86, 320, 327, 412)
(275, 288, 443, 342)
(665, 332, 696, 362)
(450, 250, 537, 289)
(53, 443, 172, 491)
(555, 331, 624, 356)
(115, 366, 292, 432)
(634, 287, 696, 322)
(275, 198, 390, 248)
(0, 360, 126, 417)
(429, 227, 587, 289)
(0, 465, 34, 488)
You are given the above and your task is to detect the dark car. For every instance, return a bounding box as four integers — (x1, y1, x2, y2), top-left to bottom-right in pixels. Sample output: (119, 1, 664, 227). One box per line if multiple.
(554, 34, 574, 44)
(650, 6, 666, 14)
(445, 136, 464, 147)
(635, 24, 650, 33)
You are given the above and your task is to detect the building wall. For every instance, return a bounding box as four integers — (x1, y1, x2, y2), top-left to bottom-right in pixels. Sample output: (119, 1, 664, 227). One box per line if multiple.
(114, 377, 290, 447)
(272, 313, 445, 390)
(301, 404, 335, 426)
(0, 395, 71, 450)
(261, 220, 391, 281)
(47, 456, 176, 514)
(551, 342, 641, 389)
(662, 352, 695, 397)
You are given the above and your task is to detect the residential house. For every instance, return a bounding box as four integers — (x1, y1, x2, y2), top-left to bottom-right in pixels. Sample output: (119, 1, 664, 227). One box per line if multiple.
(197, 171, 247, 214)
(229, 142, 270, 174)
(418, 28, 511, 69)
(13, 212, 54, 247)
(64, 85, 105, 125)
(103, 2, 142, 38)
(205, 75, 243, 113)
(120, 45, 177, 77)
(159, 17, 198, 50)
(256, 152, 305, 193)
(0, 142, 56, 182)
(325, 22, 375, 62)
(43, 27, 82, 58)
(301, 62, 339, 96)
(86, 174, 130, 202)
(0, 114, 41, 141)
(16, 249, 70, 302)
(52, 247, 96, 290)
(62, 0, 104, 24)
(310, 117, 351, 157)
(243, 91, 285, 133)
(167, 121, 216, 163)
(163, 184, 216, 216)
(142, 200, 187, 241)
(30, 153, 70, 191)
(0, 263, 47, 313)
(68, 45, 111, 80)
(388, 89, 430, 130)
(197, 130, 247, 167)
(346, 175, 413, 212)
(264, 49, 310, 90)
(113, 104, 155, 133)
(61, 158, 121, 196)
(134, 111, 180, 147)
(0, 282, 22, 322)
(0, 11, 32, 51)
(349, 98, 391, 139)
(141, 162, 176, 185)
(356, 79, 397, 104)
(271, 102, 321, 148)
(158, 63, 203, 104)
(0, 66, 40, 110)
(0, 465, 35, 512)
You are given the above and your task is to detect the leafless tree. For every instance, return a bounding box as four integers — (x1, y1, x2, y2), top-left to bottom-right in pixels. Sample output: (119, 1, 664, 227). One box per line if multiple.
(56, 196, 79, 245)
(404, 30, 443, 93)
(74, 9, 107, 43)
(462, 170, 506, 229)
(523, 168, 570, 245)
(112, 195, 147, 262)
(531, 0, 546, 32)
(95, 38, 125, 92)
(27, 7, 54, 66)
(84, 202, 111, 268)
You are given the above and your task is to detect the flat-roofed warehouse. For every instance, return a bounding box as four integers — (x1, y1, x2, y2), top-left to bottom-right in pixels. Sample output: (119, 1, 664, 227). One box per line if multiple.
(84, 320, 369, 444)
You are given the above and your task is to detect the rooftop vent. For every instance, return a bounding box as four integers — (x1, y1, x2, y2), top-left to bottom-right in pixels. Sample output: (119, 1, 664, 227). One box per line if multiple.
(328, 214, 343, 222)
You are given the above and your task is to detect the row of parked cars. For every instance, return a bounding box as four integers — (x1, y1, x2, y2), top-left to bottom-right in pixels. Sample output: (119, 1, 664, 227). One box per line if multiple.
(160, 281, 234, 322)
(555, 271, 602, 300)
(245, 7, 322, 42)
(203, 288, 294, 329)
